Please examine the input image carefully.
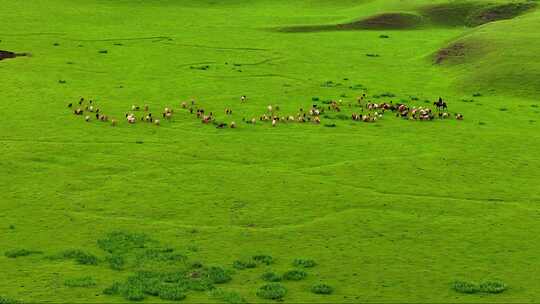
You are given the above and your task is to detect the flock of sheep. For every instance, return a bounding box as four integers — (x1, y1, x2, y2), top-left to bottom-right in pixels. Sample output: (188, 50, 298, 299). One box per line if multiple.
(68, 95, 463, 128)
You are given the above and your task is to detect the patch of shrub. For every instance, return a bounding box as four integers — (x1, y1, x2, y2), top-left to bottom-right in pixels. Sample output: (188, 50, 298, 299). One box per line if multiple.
(311, 283, 334, 295)
(98, 231, 153, 254)
(98, 50, 108, 54)
(108, 254, 125, 270)
(257, 283, 287, 300)
(366, 53, 380, 57)
(531, 104, 538, 108)
(252, 255, 274, 265)
(135, 248, 186, 266)
(340, 93, 347, 97)
(211, 289, 246, 304)
(64, 276, 97, 288)
(324, 123, 337, 128)
(452, 280, 479, 294)
(499, 108, 508, 112)
(479, 281, 507, 294)
(410, 96, 419, 101)
(282, 270, 307, 281)
(0, 296, 22, 304)
(312, 97, 320, 101)
(159, 285, 186, 301)
(206, 267, 232, 284)
(380, 92, 395, 98)
(233, 259, 256, 270)
(379, 35, 390, 38)
(55, 249, 98, 265)
(293, 258, 317, 268)
(478, 122, 486, 125)
(472, 93, 482, 97)
(5, 249, 42, 258)
(261, 272, 282, 282)
(103, 282, 123, 295)
(188, 279, 214, 291)
(58, 80, 67, 84)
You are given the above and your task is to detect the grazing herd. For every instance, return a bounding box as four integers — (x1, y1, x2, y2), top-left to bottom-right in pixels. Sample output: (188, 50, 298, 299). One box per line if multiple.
(68, 94, 464, 129)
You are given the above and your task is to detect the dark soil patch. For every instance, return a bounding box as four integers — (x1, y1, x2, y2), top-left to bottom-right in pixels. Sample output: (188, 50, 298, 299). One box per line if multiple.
(345, 13, 425, 30)
(434, 39, 485, 65)
(420, 1, 537, 27)
(278, 12, 424, 32)
(468, 2, 537, 27)
(421, 2, 485, 27)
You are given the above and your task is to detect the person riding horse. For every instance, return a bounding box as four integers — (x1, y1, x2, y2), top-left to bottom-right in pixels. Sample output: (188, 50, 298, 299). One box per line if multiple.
(434, 97, 447, 111)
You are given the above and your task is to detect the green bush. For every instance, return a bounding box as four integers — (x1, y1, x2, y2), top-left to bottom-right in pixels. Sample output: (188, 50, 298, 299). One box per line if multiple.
(0, 296, 22, 304)
(283, 270, 307, 281)
(64, 276, 97, 288)
(261, 272, 282, 282)
(159, 285, 186, 301)
(5, 249, 42, 258)
(311, 283, 334, 295)
(257, 283, 287, 300)
(233, 259, 257, 270)
(108, 254, 125, 270)
(293, 258, 316, 268)
(452, 280, 479, 294)
(210, 289, 246, 304)
(97, 231, 152, 254)
(56, 249, 98, 265)
(206, 267, 232, 284)
(252, 255, 274, 265)
(103, 282, 122, 295)
(479, 281, 507, 294)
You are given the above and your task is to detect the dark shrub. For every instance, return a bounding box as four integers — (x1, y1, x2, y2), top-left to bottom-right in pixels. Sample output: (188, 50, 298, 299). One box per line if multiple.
(206, 267, 232, 284)
(5, 249, 42, 258)
(261, 272, 282, 282)
(108, 254, 125, 270)
(103, 282, 122, 295)
(283, 270, 307, 281)
(452, 280, 479, 294)
(158, 285, 186, 301)
(252, 255, 273, 265)
(257, 283, 287, 300)
(312, 97, 320, 101)
(58, 249, 98, 265)
(98, 231, 152, 254)
(311, 283, 334, 295)
(233, 259, 256, 270)
(293, 258, 317, 268)
(64, 276, 97, 288)
(211, 289, 246, 304)
(479, 281, 507, 294)
(0, 296, 22, 304)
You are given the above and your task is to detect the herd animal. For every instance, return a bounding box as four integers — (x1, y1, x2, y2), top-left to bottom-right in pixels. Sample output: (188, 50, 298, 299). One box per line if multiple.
(69, 95, 465, 128)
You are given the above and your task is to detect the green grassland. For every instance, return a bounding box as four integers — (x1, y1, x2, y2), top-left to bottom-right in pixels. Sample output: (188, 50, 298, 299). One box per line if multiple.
(1, 0, 540, 302)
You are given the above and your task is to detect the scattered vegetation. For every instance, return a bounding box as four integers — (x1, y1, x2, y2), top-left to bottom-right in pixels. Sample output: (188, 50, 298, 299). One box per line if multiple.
(5, 249, 42, 258)
(452, 280, 507, 294)
(233, 259, 256, 270)
(261, 271, 282, 282)
(50, 249, 99, 265)
(282, 270, 307, 281)
(252, 255, 274, 265)
(293, 258, 317, 268)
(0, 296, 21, 304)
(97, 231, 153, 254)
(256, 283, 287, 300)
(311, 283, 334, 295)
(210, 289, 246, 304)
(64, 276, 97, 288)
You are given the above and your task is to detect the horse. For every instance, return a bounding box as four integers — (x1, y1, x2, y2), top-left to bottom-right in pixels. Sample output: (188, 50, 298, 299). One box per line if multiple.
(434, 98, 447, 111)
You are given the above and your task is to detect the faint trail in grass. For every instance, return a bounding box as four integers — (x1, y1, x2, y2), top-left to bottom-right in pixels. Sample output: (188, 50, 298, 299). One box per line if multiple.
(64, 36, 171, 42)
(233, 57, 283, 66)
(161, 42, 270, 51)
(178, 61, 217, 68)
(201, 73, 307, 83)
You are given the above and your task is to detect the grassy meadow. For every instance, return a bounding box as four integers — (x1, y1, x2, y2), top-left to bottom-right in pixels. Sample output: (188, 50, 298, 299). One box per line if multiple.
(1, 0, 540, 302)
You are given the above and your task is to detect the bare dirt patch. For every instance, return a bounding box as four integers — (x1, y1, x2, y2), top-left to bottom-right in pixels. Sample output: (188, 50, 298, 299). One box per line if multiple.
(278, 12, 424, 33)
(420, 1, 537, 27)
(468, 2, 537, 27)
(434, 39, 486, 65)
